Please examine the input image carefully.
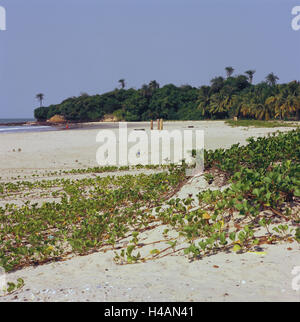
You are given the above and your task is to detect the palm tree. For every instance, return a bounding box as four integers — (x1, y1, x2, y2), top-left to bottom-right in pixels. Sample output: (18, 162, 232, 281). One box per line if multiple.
(296, 103, 300, 121)
(209, 93, 231, 117)
(240, 102, 254, 118)
(266, 89, 299, 120)
(247, 90, 274, 120)
(118, 79, 125, 89)
(265, 95, 280, 118)
(141, 84, 151, 98)
(245, 70, 256, 84)
(280, 95, 298, 119)
(232, 93, 251, 117)
(149, 80, 160, 91)
(238, 92, 267, 119)
(197, 86, 211, 117)
(265, 82, 300, 119)
(225, 66, 234, 78)
(265, 73, 279, 86)
(289, 81, 300, 120)
(210, 76, 225, 93)
(36, 93, 44, 107)
(253, 103, 273, 120)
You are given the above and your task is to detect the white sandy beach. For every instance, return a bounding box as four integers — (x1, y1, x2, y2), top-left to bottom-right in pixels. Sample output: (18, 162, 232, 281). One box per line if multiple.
(0, 121, 299, 302)
(0, 121, 296, 178)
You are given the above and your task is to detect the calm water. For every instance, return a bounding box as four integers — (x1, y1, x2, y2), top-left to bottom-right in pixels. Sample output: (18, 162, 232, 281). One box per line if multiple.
(0, 118, 35, 123)
(0, 119, 144, 134)
(0, 118, 55, 133)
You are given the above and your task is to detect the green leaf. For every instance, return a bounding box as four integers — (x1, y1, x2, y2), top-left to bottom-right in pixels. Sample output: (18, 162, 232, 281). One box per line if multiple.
(198, 241, 207, 250)
(150, 249, 160, 255)
(167, 241, 177, 248)
(229, 232, 236, 241)
(252, 188, 260, 197)
(294, 189, 300, 197)
(132, 231, 139, 238)
(233, 244, 242, 252)
(219, 232, 227, 245)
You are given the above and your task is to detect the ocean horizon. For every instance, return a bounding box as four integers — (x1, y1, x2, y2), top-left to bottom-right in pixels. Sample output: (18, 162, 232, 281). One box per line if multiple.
(0, 118, 35, 123)
(0, 118, 55, 133)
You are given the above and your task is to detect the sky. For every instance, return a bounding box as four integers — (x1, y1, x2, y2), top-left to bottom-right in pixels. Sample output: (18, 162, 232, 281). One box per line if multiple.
(0, 0, 299, 118)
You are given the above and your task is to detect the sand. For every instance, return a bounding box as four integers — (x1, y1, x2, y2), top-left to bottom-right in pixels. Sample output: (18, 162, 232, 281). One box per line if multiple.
(0, 121, 299, 302)
(1, 242, 299, 302)
(0, 120, 295, 178)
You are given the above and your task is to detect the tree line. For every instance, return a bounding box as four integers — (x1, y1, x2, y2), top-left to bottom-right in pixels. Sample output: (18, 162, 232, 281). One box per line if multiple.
(34, 68, 300, 122)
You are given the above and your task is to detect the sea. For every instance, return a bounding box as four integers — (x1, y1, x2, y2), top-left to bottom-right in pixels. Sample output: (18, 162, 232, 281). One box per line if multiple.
(0, 118, 55, 134)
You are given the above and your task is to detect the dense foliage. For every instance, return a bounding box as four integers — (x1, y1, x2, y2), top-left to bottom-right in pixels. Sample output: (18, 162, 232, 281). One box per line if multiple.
(34, 71, 300, 122)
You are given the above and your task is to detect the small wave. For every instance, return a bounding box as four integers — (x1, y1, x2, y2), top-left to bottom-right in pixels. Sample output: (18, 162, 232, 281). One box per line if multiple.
(0, 126, 52, 132)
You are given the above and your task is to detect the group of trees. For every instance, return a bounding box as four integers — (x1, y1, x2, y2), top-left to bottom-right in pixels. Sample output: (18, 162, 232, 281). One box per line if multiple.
(34, 68, 300, 122)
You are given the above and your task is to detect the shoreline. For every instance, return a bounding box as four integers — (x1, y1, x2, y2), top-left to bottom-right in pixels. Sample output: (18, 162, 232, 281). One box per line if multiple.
(1, 119, 298, 127)
(0, 121, 297, 174)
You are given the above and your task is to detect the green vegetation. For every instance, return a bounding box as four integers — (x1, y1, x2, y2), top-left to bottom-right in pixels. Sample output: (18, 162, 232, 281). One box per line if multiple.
(0, 130, 299, 271)
(0, 164, 170, 193)
(34, 69, 300, 122)
(1, 278, 25, 295)
(0, 166, 186, 271)
(225, 119, 299, 128)
(147, 129, 299, 260)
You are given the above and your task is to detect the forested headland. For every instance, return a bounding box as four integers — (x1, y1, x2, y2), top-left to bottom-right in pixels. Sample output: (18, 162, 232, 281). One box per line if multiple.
(34, 69, 300, 122)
